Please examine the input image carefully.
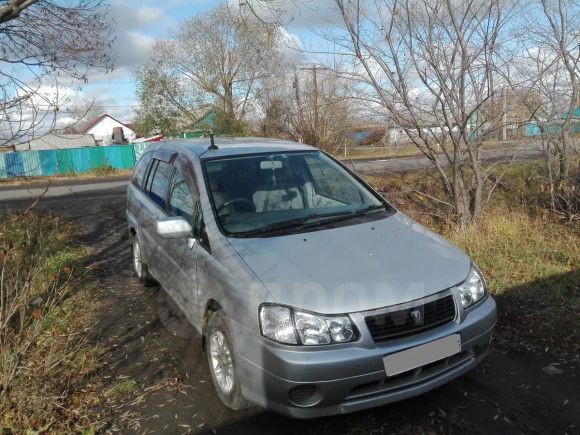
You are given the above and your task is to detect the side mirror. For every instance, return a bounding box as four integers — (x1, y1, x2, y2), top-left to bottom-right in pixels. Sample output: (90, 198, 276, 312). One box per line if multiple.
(156, 216, 193, 239)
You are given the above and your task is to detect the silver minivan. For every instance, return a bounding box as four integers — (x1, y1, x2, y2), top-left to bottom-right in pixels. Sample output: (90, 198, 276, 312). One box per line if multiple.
(126, 138, 496, 418)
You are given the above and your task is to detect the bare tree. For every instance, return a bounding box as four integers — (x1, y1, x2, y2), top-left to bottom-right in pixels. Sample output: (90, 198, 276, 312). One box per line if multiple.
(253, 64, 357, 152)
(135, 5, 283, 135)
(537, 0, 580, 179)
(510, 0, 579, 217)
(290, 67, 354, 152)
(311, 0, 513, 227)
(0, 0, 114, 149)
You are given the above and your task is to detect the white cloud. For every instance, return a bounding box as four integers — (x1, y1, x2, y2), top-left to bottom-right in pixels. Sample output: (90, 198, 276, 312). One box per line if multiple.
(106, 2, 166, 72)
(278, 27, 308, 64)
(113, 31, 155, 70)
(136, 7, 166, 26)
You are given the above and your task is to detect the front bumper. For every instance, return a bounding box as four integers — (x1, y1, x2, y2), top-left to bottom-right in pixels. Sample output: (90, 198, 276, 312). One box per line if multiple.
(231, 294, 497, 418)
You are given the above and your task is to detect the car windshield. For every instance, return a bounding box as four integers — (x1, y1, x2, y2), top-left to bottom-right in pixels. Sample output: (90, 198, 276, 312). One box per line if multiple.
(204, 151, 388, 237)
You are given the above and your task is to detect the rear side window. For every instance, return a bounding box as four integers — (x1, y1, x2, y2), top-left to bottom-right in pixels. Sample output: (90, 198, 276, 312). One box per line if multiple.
(131, 152, 152, 189)
(148, 160, 173, 209)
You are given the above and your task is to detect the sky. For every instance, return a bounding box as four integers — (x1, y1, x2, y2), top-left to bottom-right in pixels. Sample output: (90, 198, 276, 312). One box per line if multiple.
(59, 0, 222, 124)
(61, 0, 337, 125)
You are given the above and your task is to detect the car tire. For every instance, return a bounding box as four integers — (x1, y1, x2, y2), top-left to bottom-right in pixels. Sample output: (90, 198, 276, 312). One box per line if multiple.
(131, 236, 155, 285)
(205, 310, 250, 410)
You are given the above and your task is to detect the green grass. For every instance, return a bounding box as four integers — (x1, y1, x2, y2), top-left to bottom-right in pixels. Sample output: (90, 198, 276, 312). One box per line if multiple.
(107, 379, 138, 399)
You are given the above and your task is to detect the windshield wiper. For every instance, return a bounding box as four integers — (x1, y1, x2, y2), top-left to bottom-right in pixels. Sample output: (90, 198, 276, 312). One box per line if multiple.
(301, 204, 386, 227)
(235, 206, 386, 238)
(354, 204, 386, 215)
(236, 210, 357, 238)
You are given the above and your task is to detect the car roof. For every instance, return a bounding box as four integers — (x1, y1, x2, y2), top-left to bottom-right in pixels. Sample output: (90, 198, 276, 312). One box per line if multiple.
(151, 137, 317, 159)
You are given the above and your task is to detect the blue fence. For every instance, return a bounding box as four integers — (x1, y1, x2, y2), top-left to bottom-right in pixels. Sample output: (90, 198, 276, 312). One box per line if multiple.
(524, 121, 580, 137)
(0, 144, 151, 180)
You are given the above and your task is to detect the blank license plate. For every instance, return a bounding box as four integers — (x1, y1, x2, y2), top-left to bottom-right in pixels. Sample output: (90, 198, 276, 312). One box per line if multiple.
(383, 334, 461, 377)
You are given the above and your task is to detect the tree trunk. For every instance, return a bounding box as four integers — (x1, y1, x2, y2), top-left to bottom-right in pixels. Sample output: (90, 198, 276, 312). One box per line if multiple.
(559, 72, 579, 180)
(454, 185, 472, 229)
(223, 82, 235, 118)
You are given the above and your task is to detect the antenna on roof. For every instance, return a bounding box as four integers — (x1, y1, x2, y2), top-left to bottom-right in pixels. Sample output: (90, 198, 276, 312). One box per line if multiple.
(207, 130, 218, 150)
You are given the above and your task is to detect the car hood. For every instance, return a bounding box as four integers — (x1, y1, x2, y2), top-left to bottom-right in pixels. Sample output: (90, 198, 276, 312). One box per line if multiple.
(227, 213, 471, 314)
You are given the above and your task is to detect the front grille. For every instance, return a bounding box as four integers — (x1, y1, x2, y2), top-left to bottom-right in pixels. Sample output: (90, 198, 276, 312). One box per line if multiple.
(365, 295, 456, 342)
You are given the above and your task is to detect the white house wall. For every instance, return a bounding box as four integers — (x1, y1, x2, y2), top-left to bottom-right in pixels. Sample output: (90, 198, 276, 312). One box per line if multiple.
(86, 117, 136, 145)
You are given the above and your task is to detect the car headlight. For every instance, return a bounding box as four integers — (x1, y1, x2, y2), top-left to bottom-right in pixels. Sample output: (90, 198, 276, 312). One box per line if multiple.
(455, 266, 487, 308)
(259, 305, 356, 346)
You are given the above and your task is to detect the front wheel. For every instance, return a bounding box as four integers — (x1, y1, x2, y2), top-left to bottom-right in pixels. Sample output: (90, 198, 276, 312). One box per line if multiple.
(205, 310, 249, 410)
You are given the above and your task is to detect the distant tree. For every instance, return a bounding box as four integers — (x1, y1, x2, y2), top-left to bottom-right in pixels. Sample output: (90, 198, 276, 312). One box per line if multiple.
(253, 65, 356, 152)
(0, 0, 114, 148)
(135, 5, 281, 136)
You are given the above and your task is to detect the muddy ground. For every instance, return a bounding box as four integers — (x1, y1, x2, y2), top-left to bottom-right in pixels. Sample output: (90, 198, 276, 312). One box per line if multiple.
(1, 186, 578, 435)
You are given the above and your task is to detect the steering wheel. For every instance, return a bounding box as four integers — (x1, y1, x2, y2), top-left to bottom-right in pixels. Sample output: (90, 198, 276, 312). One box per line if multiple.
(217, 197, 256, 214)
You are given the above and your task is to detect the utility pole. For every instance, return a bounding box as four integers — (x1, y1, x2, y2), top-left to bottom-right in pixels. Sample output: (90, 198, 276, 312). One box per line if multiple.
(299, 64, 329, 146)
(293, 70, 305, 142)
(312, 65, 319, 135)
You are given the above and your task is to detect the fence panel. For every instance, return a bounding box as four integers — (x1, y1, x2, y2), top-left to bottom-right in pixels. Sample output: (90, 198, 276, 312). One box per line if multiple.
(39, 150, 58, 175)
(21, 151, 42, 177)
(4, 152, 25, 177)
(0, 144, 140, 179)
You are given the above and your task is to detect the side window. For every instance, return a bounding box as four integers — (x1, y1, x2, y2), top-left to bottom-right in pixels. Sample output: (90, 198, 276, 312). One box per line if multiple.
(168, 170, 197, 223)
(131, 152, 152, 189)
(149, 160, 173, 209)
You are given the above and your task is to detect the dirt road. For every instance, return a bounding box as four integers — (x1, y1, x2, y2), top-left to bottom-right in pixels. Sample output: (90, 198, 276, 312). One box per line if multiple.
(1, 186, 578, 434)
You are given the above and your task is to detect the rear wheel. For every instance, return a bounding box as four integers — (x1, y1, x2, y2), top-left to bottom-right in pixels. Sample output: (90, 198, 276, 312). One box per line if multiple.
(205, 310, 249, 410)
(132, 236, 155, 285)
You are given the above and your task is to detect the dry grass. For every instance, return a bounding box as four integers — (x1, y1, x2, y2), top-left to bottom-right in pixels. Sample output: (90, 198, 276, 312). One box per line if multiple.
(448, 210, 579, 296)
(0, 214, 111, 433)
(337, 145, 420, 161)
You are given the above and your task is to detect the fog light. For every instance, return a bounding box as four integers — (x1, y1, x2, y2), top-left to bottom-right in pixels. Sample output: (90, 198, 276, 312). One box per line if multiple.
(288, 385, 321, 407)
